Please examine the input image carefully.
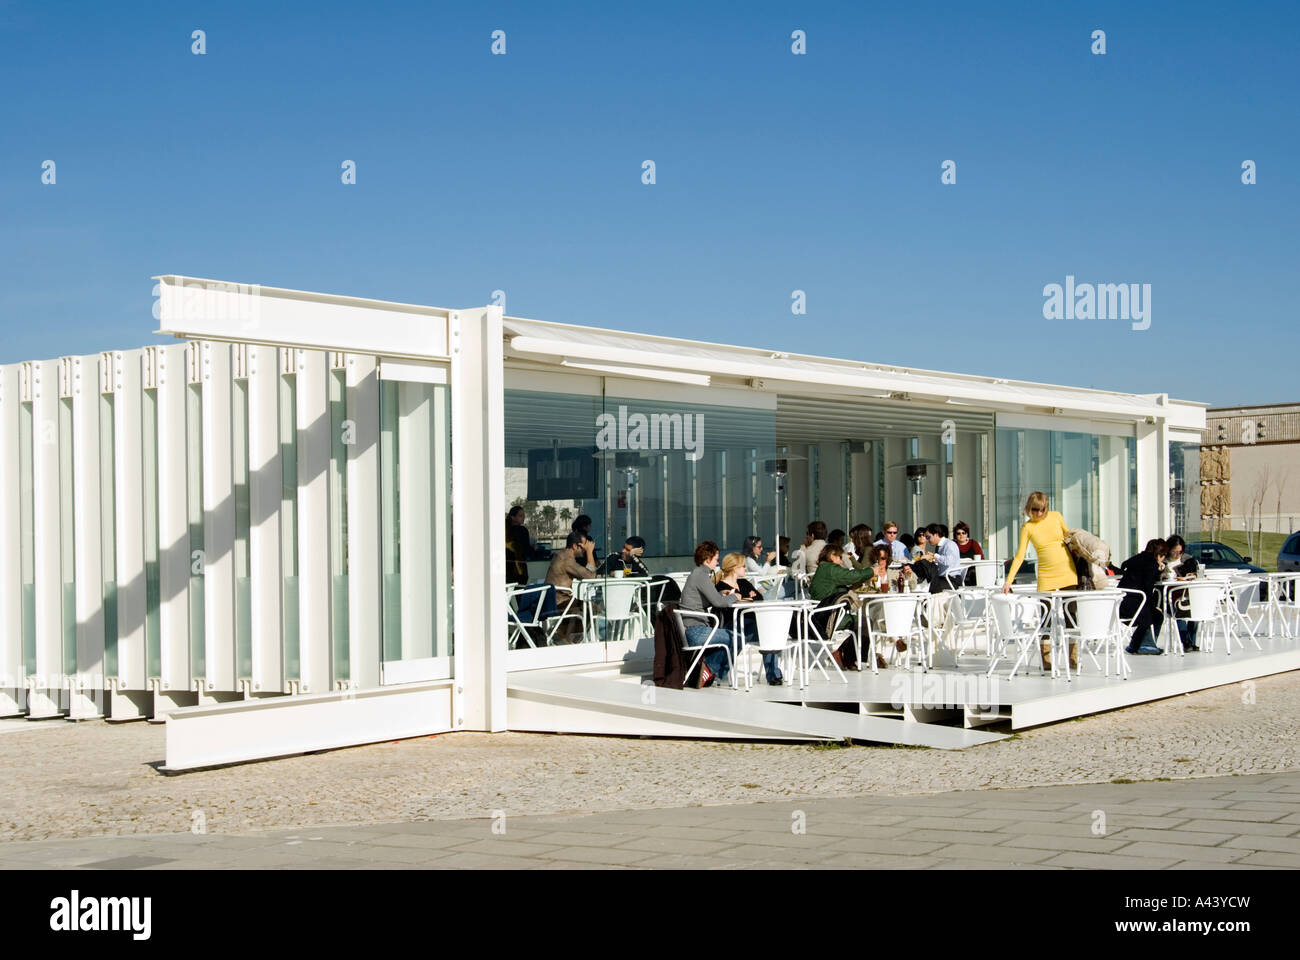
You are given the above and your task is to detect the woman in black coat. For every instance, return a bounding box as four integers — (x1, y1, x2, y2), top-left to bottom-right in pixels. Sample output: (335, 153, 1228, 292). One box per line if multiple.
(1118, 538, 1169, 654)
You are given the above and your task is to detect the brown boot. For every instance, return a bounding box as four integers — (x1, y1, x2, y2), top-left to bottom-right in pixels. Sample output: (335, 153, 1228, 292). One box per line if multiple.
(1040, 642, 1052, 672)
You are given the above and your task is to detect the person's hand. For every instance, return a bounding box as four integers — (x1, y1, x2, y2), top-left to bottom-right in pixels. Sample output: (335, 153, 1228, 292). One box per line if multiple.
(766, 550, 777, 563)
(1001, 584, 1012, 594)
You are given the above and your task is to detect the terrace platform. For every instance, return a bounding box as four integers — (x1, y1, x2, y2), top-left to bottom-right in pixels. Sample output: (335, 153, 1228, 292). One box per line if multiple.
(506, 627, 1300, 749)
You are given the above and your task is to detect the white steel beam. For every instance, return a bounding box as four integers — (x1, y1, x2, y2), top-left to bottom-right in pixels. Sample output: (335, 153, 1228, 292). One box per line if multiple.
(450, 307, 506, 731)
(69, 356, 106, 719)
(153, 344, 193, 705)
(154, 275, 452, 360)
(0, 365, 23, 715)
(345, 354, 381, 690)
(295, 349, 331, 694)
(111, 350, 147, 694)
(29, 360, 63, 718)
(246, 346, 284, 694)
(200, 342, 237, 693)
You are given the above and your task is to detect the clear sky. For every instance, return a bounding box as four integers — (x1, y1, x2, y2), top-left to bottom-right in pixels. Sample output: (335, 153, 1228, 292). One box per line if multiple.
(2, 0, 1295, 406)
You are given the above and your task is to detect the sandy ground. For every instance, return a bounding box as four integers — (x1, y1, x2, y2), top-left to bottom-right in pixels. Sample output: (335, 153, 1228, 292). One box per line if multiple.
(1, 672, 1296, 841)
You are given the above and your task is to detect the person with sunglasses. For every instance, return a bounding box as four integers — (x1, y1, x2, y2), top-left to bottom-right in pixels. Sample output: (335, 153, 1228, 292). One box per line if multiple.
(874, 522, 910, 564)
(1002, 491, 1078, 672)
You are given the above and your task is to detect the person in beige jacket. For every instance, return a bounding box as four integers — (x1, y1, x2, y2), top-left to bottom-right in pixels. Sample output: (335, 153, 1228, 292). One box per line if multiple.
(545, 532, 596, 642)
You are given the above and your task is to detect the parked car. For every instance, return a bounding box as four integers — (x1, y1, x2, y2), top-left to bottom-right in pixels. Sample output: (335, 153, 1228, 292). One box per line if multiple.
(1279, 532, 1300, 573)
(1185, 541, 1267, 576)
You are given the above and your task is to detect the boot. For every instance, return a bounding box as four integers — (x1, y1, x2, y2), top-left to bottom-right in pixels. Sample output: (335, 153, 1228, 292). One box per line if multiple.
(1039, 641, 1052, 672)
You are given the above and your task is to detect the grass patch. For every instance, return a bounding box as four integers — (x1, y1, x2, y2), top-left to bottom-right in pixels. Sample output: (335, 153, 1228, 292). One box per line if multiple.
(811, 738, 854, 750)
(1111, 778, 1136, 784)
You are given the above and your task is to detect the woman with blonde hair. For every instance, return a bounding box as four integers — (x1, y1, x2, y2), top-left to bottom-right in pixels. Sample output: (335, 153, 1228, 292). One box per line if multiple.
(1002, 491, 1078, 672)
(714, 552, 783, 685)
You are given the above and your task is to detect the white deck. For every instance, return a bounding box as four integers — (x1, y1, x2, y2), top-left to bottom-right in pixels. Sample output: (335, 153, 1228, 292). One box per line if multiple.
(506, 620, 1300, 747)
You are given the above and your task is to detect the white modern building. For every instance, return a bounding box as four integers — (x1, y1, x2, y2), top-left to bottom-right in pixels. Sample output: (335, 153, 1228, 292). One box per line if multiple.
(0, 276, 1216, 767)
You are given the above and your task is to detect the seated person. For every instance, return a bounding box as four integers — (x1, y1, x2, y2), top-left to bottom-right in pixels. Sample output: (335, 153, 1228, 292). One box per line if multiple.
(849, 524, 875, 570)
(1164, 534, 1201, 651)
(911, 523, 963, 593)
(790, 521, 829, 579)
(596, 536, 650, 577)
(851, 544, 919, 668)
(714, 552, 782, 685)
(679, 541, 739, 685)
(741, 535, 778, 575)
(545, 532, 597, 642)
(827, 529, 855, 569)
(1118, 538, 1169, 654)
(874, 522, 911, 563)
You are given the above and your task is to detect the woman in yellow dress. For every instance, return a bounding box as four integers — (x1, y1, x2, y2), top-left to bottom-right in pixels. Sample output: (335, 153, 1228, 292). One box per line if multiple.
(1002, 491, 1078, 671)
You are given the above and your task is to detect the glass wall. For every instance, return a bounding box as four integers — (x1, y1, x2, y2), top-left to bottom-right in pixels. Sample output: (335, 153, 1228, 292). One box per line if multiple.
(995, 426, 1137, 573)
(1170, 440, 1201, 537)
(503, 381, 776, 649)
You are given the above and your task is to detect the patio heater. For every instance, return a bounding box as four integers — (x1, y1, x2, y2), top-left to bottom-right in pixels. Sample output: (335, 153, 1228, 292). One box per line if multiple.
(764, 452, 806, 566)
(888, 457, 940, 532)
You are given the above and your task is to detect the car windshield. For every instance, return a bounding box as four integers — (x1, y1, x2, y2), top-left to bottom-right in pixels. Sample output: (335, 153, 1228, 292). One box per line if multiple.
(1217, 545, 1246, 563)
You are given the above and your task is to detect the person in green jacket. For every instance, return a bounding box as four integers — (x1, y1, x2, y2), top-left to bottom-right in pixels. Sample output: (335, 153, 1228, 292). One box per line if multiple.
(809, 545, 875, 600)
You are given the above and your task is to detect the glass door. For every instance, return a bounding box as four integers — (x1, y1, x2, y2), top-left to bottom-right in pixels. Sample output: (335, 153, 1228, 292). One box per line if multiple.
(379, 369, 453, 683)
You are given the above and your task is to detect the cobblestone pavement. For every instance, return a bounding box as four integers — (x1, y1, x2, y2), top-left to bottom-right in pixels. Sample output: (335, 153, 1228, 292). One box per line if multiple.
(0, 671, 1295, 843)
(2, 772, 1298, 869)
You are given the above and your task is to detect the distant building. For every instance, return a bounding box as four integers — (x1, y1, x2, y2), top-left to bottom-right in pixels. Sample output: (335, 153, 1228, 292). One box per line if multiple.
(1199, 403, 1300, 534)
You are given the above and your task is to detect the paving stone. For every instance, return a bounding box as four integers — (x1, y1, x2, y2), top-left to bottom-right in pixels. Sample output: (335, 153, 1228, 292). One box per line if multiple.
(1114, 842, 1249, 864)
(923, 843, 1058, 864)
(1234, 851, 1300, 868)
(715, 830, 839, 849)
(895, 829, 1010, 847)
(534, 846, 657, 866)
(1175, 819, 1299, 837)
(1168, 807, 1286, 823)
(1041, 852, 1181, 869)
(614, 836, 737, 856)
(427, 852, 554, 869)
(1104, 827, 1235, 846)
(442, 838, 562, 858)
(997, 834, 1130, 854)
(1222, 835, 1300, 855)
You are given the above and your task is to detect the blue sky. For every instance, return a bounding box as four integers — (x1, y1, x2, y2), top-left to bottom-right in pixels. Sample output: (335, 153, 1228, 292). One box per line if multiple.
(1, 0, 1295, 406)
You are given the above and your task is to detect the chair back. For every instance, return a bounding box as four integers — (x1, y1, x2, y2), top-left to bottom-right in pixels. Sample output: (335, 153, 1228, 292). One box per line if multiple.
(1184, 579, 1225, 621)
(872, 593, 922, 635)
(754, 606, 795, 651)
(972, 561, 999, 587)
(1201, 568, 1234, 581)
(1069, 592, 1120, 641)
(1231, 577, 1260, 614)
(989, 594, 1042, 638)
(601, 579, 642, 621)
(949, 588, 988, 625)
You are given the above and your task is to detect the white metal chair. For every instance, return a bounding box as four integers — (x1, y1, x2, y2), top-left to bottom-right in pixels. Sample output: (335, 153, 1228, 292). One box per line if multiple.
(734, 602, 801, 690)
(591, 577, 648, 644)
(944, 587, 993, 658)
(1228, 577, 1262, 646)
(967, 559, 1001, 588)
(1264, 573, 1300, 639)
(544, 586, 586, 644)
(987, 593, 1047, 680)
(1117, 586, 1151, 655)
(1180, 579, 1232, 654)
(506, 583, 551, 649)
(861, 593, 928, 674)
(673, 608, 734, 688)
(1063, 591, 1126, 678)
(804, 602, 851, 682)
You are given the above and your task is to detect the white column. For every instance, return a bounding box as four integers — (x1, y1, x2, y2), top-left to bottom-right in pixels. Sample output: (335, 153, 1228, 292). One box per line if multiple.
(1136, 418, 1169, 544)
(345, 354, 381, 690)
(30, 360, 62, 718)
(200, 342, 237, 694)
(154, 344, 193, 703)
(450, 307, 505, 732)
(112, 351, 147, 694)
(295, 349, 332, 694)
(70, 356, 106, 719)
(246, 346, 284, 694)
(0, 365, 23, 715)
(397, 381, 435, 660)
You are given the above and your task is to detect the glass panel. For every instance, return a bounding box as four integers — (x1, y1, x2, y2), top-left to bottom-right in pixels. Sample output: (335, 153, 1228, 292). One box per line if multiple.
(380, 380, 453, 667)
(100, 394, 118, 679)
(328, 369, 349, 683)
(19, 401, 34, 675)
(232, 379, 252, 680)
(59, 397, 75, 681)
(185, 384, 204, 678)
(142, 389, 161, 678)
(280, 373, 299, 682)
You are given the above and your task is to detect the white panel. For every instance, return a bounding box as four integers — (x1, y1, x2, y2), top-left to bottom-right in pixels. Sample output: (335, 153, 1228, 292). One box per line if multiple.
(155, 345, 191, 693)
(0, 366, 23, 713)
(450, 308, 506, 731)
(201, 343, 237, 692)
(398, 382, 434, 660)
(996, 411, 1136, 438)
(164, 681, 454, 771)
(295, 350, 332, 694)
(378, 359, 448, 384)
(345, 355, 381, 690)
(156, 275, 452, 360)
(70, 356, 105, 718)
(30, 361, 63, 717)
(112, 351, 147, 691)
(246, 346, 284, 693)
